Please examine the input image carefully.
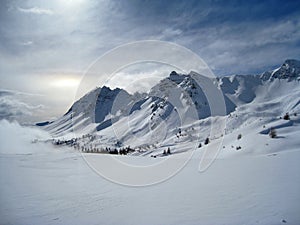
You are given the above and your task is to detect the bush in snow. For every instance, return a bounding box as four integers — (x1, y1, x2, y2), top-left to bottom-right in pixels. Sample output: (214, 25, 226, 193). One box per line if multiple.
(178, 128, 182, 135)
(109, 149, 118, 155)
(237, 134, 242, 140)
(167, 147, 171, 154)
(162, 148, 171, 156)
(204, 137, 209, 145)
(283, 113, 290, 120)
(269, 127, 277, 138)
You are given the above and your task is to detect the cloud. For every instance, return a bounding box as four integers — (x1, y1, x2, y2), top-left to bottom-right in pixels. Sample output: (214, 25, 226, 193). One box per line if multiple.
(1, 0, 298, 75)
(0, 89, 43, 97)
(18, 7, 54, 15)
(195, 16, 300, 74)
(0, 119, 51, 155)
(105, 63, 184, 94)
(158, 28, 183, 41)
(21, 41, 33, 46)
(0, 90, 45, 124)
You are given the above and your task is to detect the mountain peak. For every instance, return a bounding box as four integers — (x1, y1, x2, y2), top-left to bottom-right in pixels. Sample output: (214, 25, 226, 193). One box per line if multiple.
(284, 59, 300, 67)
(168, 70, 187, 84)
(271, 59, 300, 80)
(170, 71, 178, 76)
(100, 85, 123, 92)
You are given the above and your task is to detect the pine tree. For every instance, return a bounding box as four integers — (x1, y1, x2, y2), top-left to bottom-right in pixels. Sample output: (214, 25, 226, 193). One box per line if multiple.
(167, 147, 171, 154)
(269, 127, 277, 138)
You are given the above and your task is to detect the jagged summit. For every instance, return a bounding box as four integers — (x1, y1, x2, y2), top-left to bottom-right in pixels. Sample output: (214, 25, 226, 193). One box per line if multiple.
(271, 59, 300, 80)
(170, 71, 178, 76)
(168, 70, 187, 84)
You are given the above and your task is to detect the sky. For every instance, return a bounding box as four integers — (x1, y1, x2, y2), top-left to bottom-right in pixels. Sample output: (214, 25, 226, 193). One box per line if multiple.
(0, 0, 300, 123)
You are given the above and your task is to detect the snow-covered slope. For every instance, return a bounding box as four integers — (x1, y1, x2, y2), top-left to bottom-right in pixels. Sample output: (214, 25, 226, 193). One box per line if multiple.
(43, 59, 300, 155)
(1, 119, 300, 225)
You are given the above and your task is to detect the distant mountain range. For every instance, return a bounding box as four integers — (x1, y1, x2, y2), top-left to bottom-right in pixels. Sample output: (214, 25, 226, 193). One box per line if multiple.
(40, 59, 300, 154)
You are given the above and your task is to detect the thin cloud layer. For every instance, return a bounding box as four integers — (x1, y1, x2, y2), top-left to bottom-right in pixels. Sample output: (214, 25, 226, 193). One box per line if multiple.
(17, 7, 54, 15)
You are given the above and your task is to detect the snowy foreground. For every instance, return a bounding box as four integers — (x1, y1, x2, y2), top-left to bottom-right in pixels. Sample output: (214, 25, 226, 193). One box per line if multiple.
(1, 121, 300, 225)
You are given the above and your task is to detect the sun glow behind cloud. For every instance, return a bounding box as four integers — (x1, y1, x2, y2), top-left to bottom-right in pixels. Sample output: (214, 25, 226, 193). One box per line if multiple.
(50, 77, 80, 88)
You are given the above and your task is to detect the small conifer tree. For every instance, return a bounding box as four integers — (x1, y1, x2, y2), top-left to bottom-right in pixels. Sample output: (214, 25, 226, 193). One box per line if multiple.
(269, 127, 277, 138)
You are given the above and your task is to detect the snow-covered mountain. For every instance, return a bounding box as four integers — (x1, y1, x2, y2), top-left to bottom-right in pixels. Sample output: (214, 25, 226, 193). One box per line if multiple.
(43, 59, 300, 155)
(270, 59, 300, 80)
